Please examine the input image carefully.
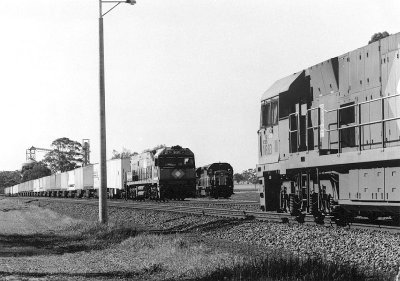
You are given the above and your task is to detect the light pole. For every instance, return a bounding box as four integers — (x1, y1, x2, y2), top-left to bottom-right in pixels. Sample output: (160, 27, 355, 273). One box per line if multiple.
(99, 0, 135, 224)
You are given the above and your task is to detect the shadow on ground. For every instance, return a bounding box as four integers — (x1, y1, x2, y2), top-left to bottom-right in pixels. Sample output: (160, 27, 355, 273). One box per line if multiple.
(153, 217, 252, 235)
(0, 270, 147, 281)
(0, 233, 90, 257)
(0, 217, 247, 258)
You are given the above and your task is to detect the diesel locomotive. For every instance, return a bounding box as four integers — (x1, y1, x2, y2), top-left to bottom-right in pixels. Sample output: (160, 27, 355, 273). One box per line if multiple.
(257, 32, 400, 223)
(195, 162, 234, 198)
(126, 145, 196, 200)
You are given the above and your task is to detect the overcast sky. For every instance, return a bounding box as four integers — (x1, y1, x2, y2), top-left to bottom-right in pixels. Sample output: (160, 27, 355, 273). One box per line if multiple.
(1, 0, 399, 172)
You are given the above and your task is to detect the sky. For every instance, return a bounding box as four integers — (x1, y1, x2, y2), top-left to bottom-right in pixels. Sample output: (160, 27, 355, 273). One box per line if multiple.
(1, 0, 399, 173)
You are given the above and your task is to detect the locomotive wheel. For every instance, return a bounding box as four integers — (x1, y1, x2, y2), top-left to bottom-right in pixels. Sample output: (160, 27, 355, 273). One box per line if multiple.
(213, 190, 218, 199)
(391, 216, 400, 225)
(313, 212, 325, 225)
(332, 207, 353, 227)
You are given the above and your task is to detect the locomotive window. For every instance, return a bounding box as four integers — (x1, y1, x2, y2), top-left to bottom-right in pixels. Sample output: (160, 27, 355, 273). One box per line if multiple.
(339, 103, 355, 125)
(261, 99, 278, 127)
(262, 102, 267, 126)
(339, 103, 356, 148)
(261, 101, 271, 127)
(159, 157, 195, 168)
(266, 102, 271, 126)
(183, 157, 194, 166)
(271, 100, 278, 125)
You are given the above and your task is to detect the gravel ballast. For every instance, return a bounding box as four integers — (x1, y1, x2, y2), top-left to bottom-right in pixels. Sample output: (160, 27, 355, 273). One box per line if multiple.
(27, 199, 400, 278)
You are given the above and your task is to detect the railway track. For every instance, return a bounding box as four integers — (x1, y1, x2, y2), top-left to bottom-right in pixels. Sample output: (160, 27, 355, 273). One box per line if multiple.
(8, 196, 400, 233)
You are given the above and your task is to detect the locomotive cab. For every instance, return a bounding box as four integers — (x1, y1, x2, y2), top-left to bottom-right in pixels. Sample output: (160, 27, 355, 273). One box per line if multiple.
(257, 71, 312, 211)
(196, 163, 234, 198)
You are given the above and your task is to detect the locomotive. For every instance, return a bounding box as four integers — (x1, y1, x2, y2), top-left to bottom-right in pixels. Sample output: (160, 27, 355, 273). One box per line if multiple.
(195, 162, 234, 198)
(257, 32, 400, 223)
(126, 145, 196, 200)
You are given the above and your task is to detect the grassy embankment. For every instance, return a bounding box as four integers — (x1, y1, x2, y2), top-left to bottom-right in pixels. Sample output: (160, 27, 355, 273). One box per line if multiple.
(60, 222, 397, 280)
(0, 199, 392, 281)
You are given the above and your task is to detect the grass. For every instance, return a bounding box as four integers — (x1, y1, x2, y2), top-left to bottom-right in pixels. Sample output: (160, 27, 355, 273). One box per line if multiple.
(0, 200, 394, 281)
(52, 223, 392, 281)
(195, 255, 391, 281)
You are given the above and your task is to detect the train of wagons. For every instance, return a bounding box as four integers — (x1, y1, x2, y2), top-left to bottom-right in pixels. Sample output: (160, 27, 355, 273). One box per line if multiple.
(4, 145, 234, 201)
(257, 32, 400, 223)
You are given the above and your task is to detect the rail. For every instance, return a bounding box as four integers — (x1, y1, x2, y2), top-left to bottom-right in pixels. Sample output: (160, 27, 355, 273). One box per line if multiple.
(8, 196, 400, 233)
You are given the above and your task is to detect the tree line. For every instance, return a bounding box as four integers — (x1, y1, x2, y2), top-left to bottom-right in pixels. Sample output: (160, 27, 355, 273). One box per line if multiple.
(233, 168, 257, 184)
(0, 137, 85, 193)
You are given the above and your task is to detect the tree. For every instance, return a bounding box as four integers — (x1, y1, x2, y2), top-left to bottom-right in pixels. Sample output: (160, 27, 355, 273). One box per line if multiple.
(21, 162, 51, 182)
(111, 147, 138, 159)
(369, 31, 390, 44)
(0, 171, 21, 193)
(234, 169, 257, 184)
(43, 137, 84, 173)
(142, 144, 166, 153)
(242, 168, 257, 184)
(233, 173, 245, 184)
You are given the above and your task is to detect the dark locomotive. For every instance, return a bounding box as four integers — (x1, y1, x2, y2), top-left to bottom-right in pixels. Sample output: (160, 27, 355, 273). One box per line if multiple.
(126, 145, 196, 200)
(195, 162, 234, 198)
(257, 32, 400, 223)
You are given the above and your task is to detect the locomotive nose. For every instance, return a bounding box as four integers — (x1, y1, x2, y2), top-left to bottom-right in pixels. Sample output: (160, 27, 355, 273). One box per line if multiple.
(172, 169, 185, 179)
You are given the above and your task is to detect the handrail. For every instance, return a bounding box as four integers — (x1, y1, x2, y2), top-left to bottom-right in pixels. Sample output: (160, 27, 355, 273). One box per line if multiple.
(325, 116, 400, 132)
(288, 112, 298, 153)
(324, 93, 400, 113)
(287, 93, 400, 154)
(324, 94, 399, 152)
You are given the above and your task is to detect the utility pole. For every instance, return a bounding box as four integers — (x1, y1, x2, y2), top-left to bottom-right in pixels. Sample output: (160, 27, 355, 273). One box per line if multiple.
(98, 0, 136, 224)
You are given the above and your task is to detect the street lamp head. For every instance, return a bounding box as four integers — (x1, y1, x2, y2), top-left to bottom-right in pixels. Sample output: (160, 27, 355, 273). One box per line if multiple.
(126, 0, 136, 4)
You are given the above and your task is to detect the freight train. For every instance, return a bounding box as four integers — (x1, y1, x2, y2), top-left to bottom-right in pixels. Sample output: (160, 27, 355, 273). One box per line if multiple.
(4, 145, 197, 201)
(195, 162, 234, 198)
(257, 32, 400, 223)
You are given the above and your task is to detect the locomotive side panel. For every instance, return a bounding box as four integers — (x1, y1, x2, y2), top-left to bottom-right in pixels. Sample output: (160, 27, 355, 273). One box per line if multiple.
(382, 50, 400, 146)
(386, 167, 400, 201)
(130, 152, 155, 183)
(364, 41, 381, 90)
